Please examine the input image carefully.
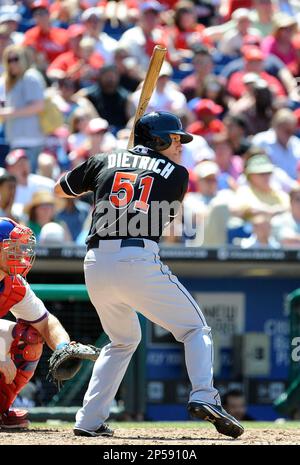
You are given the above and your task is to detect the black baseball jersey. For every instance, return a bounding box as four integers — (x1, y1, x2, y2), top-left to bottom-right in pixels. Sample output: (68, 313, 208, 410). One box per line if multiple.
(59, 146, 189, 244)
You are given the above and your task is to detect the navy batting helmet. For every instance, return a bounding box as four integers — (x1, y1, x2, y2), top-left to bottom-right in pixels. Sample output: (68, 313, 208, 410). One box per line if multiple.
(134, 111, 193, 151)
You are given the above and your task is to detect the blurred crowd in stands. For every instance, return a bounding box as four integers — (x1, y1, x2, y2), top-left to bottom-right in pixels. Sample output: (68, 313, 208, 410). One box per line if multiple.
(1, 0, 300, 248)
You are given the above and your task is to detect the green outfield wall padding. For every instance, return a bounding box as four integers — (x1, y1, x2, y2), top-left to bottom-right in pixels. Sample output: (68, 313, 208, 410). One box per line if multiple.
(31, 284, 89, 301)
(274, 289, 300, 416)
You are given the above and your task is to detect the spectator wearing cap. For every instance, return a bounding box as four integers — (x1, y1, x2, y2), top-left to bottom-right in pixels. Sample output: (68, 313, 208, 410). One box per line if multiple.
(23, 0, 69, 65)
(129, 61, 187, 115)
(271, 186, 300, 247)
(218, 8, 261, 57)
(85, 117, 117, 155)
(5, 148, 55, 218)
(261, 12, 298, 66)
(0, 168, 17, 219)
(227, 45, 286, 99)
(221, 34, 298, 101)
(81, 7, 118, 63)
(0, 44, 46, 172)
(252, 109, 300, 179)
(0, 5, 23, 45)
(186, 99, 225, 144)
(24, 190, 71, 241)
(47, 24, 104, 86)
(180, 45, 215, 102)
(119, 1, 167, 72)
(233, 153, 290, 220)
(68, 116, 117, 166)
(230, 78, 275, 136)
(80, 65, 130, 131)
(238, 145, 298, 194)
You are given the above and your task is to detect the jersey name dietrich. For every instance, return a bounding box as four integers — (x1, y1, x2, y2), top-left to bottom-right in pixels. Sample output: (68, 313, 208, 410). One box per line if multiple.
(107, 152, 175, 179)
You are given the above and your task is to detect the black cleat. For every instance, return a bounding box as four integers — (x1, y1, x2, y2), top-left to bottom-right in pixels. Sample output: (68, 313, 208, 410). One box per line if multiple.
(74, 423, 114, 437)
(188, 401, 244, 439)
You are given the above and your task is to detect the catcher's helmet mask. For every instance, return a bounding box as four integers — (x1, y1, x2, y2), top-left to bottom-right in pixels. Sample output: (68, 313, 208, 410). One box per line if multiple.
(134, 111, 193, 152)
(0, 218, 36, 277)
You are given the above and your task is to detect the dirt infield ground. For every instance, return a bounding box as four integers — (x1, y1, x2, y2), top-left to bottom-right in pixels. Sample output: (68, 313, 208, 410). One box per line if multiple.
(0, 422, 299, 445)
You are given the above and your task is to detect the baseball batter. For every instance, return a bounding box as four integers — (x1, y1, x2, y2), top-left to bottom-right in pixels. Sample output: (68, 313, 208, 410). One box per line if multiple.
(55, 111, 244, 439)
(0, 217, 71, 429)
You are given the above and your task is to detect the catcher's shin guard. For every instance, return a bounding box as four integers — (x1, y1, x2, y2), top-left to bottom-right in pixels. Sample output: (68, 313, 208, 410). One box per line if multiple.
(0, 322, 43, 413)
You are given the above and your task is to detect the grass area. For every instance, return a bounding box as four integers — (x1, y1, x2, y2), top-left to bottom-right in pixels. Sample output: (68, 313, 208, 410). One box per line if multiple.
(31, 421, 300, 430)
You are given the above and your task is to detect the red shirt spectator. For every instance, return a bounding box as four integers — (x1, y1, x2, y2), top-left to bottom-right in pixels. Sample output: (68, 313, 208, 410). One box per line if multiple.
(171, 24, 205, 50)
(187, 99, 225, 143)
(47, 24, 104, 82)
(23, 0, 68, 64)
(170, 2, 206, 51)
(227, 46, 286, 99)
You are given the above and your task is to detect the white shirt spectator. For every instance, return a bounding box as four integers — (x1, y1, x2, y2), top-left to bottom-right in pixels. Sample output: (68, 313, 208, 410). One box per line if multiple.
(271, 211, 300, 242)
(89, 32, 118, 63)
(218, 27, 261, 56)
(12, 174, 55, 218)
(130, 81, 187, 115)
(182, 135, 215, 169)
(252, 128, 300, 179)
(119, 26, 164, 72)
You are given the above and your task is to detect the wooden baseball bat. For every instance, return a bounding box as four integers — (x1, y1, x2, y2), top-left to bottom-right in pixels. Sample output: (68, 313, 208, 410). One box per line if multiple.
(127, 45, 167, 149)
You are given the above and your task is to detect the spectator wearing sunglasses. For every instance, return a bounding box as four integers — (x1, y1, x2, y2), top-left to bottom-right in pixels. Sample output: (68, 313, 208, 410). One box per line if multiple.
(0, 44, 46, 172)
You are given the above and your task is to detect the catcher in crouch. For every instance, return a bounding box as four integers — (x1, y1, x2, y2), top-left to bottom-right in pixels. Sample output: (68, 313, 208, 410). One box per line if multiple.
(0, 217, 97, 429)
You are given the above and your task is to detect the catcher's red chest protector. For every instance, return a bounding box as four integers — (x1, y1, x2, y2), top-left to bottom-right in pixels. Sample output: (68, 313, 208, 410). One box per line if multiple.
(0, 276, 26, 318)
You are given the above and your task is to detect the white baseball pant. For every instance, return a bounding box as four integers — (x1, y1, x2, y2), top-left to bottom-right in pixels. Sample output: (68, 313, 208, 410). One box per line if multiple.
(75, 239, 220, 431)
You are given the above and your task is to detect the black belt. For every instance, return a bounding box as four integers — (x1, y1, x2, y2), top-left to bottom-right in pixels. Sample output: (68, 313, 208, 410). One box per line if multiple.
(87, 238, 145, 251)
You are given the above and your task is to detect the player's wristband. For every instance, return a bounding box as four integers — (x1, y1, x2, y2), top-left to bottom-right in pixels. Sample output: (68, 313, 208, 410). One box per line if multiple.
(56, 342, 69, 350)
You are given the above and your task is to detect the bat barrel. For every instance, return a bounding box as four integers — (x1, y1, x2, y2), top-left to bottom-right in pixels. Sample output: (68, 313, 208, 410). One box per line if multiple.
(127, 45, 167, 149)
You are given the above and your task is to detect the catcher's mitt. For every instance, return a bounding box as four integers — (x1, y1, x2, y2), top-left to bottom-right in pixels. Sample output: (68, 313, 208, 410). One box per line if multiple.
(48, 342, 101, 389)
